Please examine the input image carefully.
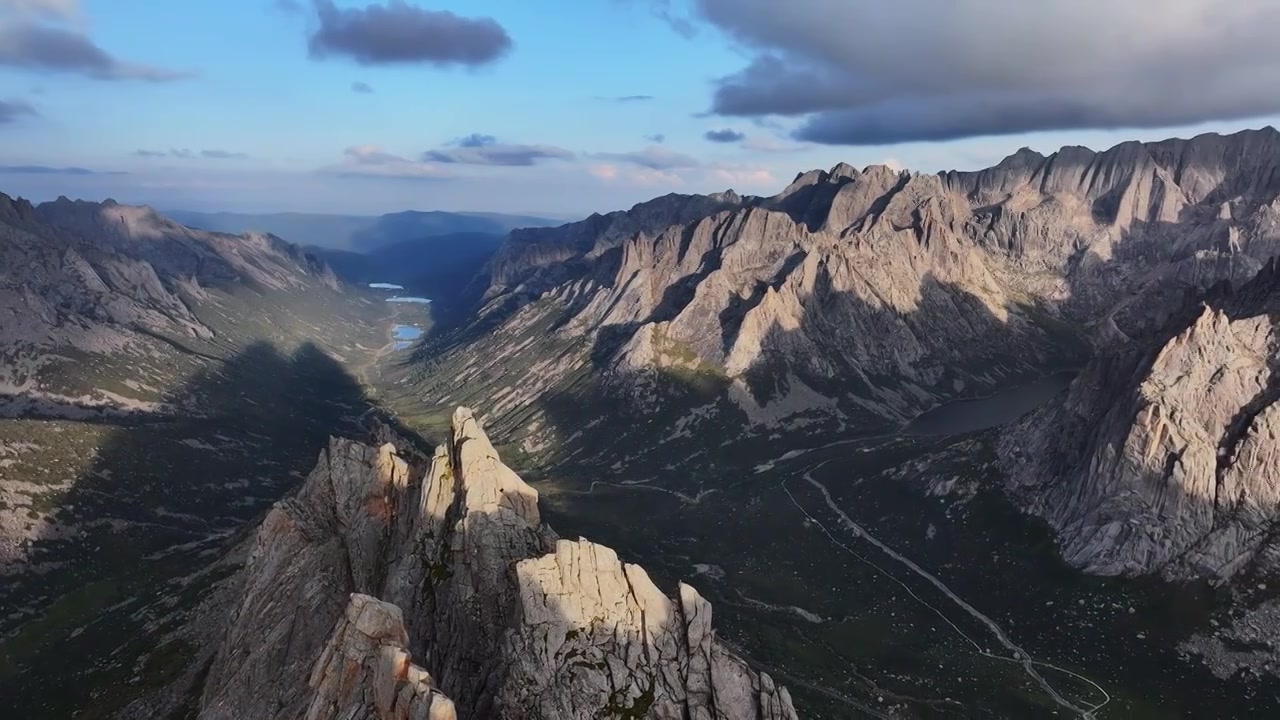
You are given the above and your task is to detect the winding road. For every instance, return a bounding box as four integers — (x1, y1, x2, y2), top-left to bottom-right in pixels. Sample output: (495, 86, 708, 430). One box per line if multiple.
(354, 302, 411, 391)
(781, 455, 1112, 718)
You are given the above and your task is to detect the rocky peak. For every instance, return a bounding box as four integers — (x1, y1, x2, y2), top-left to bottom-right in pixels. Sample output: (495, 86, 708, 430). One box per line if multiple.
(306, 594, 458, 720)
(438, 127, 1280, 447)
(1000, 258, 1280, 580)
(828, 161, 859, 181)
(0, 191, 35, 223)
(197, 409, 796, 719)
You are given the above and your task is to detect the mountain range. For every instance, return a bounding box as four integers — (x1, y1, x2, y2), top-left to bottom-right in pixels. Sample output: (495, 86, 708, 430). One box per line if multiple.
(164, 209, 562, 252)
(390, 126, 1280, 716)
(7, 127, 1280, 717)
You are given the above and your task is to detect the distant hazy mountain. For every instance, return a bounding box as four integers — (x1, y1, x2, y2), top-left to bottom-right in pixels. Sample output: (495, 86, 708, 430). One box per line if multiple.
(313, 231, 506, 323)
(163, 208, 563, 251)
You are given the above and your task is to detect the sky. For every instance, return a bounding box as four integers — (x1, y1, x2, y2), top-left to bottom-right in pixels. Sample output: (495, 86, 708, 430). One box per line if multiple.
(1, 0, 1278, 218)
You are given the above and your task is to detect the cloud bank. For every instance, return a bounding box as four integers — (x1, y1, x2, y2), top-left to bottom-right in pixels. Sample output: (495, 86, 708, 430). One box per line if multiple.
(685, 0, 1280, 145)
(595, 145, 701, 171)
(0, 2, 187, 81)
(0, 163, 123, 175)
(134, 148, 248, 159)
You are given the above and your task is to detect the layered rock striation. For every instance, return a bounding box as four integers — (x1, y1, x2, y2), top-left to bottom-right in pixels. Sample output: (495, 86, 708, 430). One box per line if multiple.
(199, 408, 796, 719)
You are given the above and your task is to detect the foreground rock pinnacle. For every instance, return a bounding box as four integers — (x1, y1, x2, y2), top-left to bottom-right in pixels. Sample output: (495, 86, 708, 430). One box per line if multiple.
(197, 407, 797, 719)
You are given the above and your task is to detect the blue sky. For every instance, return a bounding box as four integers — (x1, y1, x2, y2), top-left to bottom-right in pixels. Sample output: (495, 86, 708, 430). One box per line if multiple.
(1, 0, 1277, 217)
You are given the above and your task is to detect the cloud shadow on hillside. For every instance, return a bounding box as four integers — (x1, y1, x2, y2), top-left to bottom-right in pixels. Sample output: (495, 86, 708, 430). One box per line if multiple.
(0, 340, 375, 718)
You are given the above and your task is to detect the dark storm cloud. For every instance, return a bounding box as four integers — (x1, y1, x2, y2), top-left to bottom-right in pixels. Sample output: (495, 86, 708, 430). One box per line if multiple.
(0, 22, 188, 81)
(0, 99, 35, 123)
(0, 164, 124, 175)
(595, 146, 700, 171)
(351, 80, 374, 93)
(704, 128, 744, 143)
(308, 0, 512, 67)
(680, 0, 1280, 145)
(272, 0, 303, 13)
(422, 135, 574, 166)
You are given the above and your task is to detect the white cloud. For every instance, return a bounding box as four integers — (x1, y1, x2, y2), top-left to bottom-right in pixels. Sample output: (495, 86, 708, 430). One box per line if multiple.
(708, 162, 775, 187)
(594, 145, 701, 170)
(325, 145, 454, 180)
(588, 163, 618, 180)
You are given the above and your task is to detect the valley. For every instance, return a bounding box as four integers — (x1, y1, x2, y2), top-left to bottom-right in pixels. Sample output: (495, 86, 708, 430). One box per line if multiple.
(11, 2, 1280, 717)
(353, 127, 1280, 717)
(8, 127, 1280, 719)
(0, 196, 442, 716)
(431, 396, 1272, 718)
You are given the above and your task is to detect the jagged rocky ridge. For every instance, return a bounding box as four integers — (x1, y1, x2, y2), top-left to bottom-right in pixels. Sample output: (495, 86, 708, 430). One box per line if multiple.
(1001, 258, 1280, 582)
(428, 128, 1280, 444)
(0, 193, 362, 571)
(198, 408, 796, 719)
(0, 193, 339, 390)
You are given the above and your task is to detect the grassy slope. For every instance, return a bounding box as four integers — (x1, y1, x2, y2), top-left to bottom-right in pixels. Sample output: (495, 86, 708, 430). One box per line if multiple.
(0, 283, 397, 717)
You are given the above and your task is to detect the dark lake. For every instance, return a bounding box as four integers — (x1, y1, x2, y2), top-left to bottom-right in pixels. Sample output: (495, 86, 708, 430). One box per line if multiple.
(903, 370, 1075, 436)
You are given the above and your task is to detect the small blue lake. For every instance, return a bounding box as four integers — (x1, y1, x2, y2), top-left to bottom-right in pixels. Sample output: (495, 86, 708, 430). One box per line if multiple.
(386, 296, 432, 304)
(392, 325, 422, 341)
(369, 282, 405, 290)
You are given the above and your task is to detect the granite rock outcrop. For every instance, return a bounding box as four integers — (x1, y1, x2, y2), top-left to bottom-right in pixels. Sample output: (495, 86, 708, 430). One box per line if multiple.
(198, 408, 796, 719)
(1001, 260, 1280, 581)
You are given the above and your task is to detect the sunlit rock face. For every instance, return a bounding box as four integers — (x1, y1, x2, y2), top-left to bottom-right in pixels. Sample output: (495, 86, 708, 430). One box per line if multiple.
(407, 128, 1280, 590)
(198, 408, 797, 720)
(450, 127, 1280, 439)
(1001, 260, 1280, 581)
(0, 192, 339, 395)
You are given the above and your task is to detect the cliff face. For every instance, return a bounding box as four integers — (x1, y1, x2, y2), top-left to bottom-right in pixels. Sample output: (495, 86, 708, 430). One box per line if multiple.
(0, 192, 398, 717)
(0, 193, 340, 389)
(1000, 261, 1280, 581)
(429, 128, 1280, 446)
(199, 408, 796, 720)
(0, 193, 367, 573)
